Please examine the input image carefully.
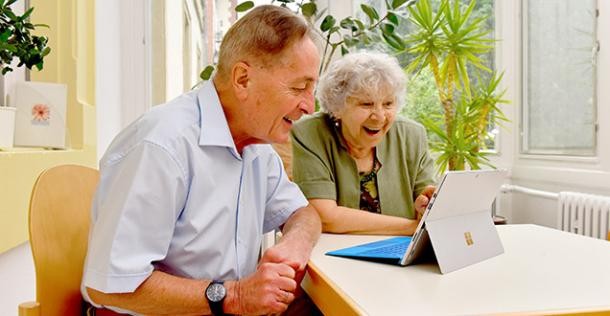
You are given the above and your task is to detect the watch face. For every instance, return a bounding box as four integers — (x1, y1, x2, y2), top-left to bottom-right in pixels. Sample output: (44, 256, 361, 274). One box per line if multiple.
(206, 283, 226, 303)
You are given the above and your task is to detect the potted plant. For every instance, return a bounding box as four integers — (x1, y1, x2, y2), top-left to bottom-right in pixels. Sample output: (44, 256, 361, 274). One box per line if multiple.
(404, 0, 508, 173)
(0, 0, 50, 148)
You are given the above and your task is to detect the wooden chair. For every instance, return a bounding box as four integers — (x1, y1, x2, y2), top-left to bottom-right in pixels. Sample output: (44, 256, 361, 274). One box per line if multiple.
(272, 139, 293, 180)
(18, 165, 99, 316)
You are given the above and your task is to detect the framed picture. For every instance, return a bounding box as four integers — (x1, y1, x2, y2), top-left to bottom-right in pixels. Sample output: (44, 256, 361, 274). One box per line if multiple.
(13, 82, 68, 149)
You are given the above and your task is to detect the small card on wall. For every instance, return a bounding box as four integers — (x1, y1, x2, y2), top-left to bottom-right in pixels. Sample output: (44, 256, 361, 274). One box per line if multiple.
(13, 82, 68, 149)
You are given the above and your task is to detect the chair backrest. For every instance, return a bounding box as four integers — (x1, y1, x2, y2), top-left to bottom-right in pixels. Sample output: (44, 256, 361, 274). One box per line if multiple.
(28, 165, 99, 316)
(272, 140, 293, 180)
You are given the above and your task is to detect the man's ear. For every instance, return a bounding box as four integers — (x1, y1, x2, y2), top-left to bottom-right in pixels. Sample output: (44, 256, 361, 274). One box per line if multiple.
(232, 62, 250, 99)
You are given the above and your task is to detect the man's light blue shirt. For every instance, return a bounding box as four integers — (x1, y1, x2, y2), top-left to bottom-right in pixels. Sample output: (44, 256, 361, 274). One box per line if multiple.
(82, 81, 307, 300)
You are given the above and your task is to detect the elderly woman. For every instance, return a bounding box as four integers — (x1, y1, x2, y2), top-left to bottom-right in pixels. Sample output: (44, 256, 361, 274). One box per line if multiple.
(291, 51, 436, 235)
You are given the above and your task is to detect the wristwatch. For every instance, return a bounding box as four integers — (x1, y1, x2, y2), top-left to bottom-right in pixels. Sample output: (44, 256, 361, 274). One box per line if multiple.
(205, 280, 226, 316)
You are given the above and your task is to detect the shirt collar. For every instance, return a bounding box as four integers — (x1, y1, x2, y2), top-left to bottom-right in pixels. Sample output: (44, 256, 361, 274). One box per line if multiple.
(197, 81, 238, 152)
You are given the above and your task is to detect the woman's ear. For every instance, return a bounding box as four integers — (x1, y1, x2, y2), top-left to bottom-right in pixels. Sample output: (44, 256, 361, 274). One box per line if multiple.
(331, 110, 342, 120)
(232, 62, 250, 99)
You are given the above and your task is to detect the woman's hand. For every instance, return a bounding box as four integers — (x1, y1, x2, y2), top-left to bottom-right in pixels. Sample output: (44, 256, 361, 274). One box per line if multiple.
(414, 185, 436, 219)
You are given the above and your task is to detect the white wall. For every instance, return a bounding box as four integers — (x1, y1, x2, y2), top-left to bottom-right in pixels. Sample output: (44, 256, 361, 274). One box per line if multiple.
(95, 0, 122, 162)
(96, 0, 151, 161)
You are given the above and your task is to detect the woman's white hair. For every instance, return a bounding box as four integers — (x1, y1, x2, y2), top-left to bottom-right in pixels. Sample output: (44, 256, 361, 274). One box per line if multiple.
(316, 51, 406, 115)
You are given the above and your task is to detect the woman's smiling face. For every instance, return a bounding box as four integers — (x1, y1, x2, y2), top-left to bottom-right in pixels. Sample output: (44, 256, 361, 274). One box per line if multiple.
(335, 88, 398, 153)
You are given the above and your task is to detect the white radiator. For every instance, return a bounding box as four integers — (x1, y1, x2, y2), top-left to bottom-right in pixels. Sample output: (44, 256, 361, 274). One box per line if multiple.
(558, 191, 610, 240)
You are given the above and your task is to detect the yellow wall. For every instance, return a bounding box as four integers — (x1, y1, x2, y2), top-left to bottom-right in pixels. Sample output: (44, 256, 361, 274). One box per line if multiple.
(0, 0, 96, 253)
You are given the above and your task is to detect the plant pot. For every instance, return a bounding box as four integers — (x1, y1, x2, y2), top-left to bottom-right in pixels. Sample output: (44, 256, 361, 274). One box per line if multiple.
(0, 106, 16, 148)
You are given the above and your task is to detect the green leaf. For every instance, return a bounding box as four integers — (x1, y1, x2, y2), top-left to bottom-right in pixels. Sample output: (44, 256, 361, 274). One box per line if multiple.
(20, 7, 33, 21)
(391, 0, 409, 9)
(41, 46, 50, 57)
(320, 15, 336, 32)
(199, 65, 214, 81)
(5, 9, 17, 21)
(340, 45, 349, 56)
(301, 2, 316, 18)
(0, 29, 10, 42)
(339, 17, 354, 30)
(381, 22, 395, 35)
(387, 12, 399, 25)
(4, 43, 16, 52)
(360, 4, 379, 23)
(382, 32, 405, 50)
(354, 19, 365, 31)
(234, 1, 254, 13)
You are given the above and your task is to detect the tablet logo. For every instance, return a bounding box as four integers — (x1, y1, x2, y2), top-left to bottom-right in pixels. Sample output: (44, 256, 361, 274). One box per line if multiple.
(464, 232, 474, 246)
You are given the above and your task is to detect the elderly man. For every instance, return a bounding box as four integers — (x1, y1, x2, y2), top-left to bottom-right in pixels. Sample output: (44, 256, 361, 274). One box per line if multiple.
(81, 5, 321, 315)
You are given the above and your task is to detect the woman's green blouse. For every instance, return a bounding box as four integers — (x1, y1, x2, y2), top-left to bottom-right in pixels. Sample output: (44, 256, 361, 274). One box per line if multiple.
(291, 112, 436, 219)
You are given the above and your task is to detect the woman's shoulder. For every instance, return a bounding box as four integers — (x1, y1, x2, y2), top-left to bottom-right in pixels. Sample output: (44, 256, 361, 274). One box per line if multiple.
(292, 112, 335, 138)
(391, 116, 427, 136)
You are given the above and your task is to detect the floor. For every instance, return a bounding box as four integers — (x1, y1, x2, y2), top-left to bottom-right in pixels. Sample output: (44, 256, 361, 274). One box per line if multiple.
(0, 242, 35, 316)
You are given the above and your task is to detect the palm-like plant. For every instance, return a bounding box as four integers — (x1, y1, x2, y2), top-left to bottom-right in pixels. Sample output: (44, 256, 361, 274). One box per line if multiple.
(405, 0, 508, 173)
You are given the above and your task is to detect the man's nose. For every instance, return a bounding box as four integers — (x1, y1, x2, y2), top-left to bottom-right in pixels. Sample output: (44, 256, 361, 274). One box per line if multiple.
(300, 94, 315, 115)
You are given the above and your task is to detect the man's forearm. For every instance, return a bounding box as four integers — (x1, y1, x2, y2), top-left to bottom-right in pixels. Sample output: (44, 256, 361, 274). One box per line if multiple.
(280, 205, 322, 250)
(87, 270, 242, 316)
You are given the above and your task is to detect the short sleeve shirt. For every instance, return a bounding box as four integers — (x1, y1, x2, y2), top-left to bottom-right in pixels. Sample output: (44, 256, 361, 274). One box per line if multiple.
(81, 81, 307, 304)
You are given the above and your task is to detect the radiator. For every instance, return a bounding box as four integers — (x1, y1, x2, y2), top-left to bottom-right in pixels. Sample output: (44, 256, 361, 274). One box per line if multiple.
(558, 191, 610, 240)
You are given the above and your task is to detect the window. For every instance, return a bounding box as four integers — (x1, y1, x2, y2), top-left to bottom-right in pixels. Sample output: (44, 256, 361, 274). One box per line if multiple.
(522, 0, 598, 156)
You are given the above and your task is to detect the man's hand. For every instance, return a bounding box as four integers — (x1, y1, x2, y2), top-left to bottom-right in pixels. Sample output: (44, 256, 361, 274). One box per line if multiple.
(230, 262, 298, 315)
(261, 237, 310, 272)
(259, 205, 321, 296)
(414, 185, 436, 219)
(263, 205, 320, 271)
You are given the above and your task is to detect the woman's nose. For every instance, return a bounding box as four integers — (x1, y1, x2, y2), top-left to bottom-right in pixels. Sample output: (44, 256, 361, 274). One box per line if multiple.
(369, 105, 385, 119)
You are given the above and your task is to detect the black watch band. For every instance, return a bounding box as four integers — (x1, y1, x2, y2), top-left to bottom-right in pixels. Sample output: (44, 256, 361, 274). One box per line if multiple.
(205, 280, 226, 316)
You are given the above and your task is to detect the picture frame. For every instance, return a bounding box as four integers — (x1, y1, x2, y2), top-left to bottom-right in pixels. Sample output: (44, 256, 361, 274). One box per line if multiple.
(13, 81, 68, 149)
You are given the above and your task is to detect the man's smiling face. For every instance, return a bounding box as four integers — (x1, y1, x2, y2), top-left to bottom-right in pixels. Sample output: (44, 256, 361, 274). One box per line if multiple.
(243, 37, 320, 144)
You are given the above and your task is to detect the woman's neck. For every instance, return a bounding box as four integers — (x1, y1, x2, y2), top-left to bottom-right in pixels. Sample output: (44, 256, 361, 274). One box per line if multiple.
(348, 146, 373, 159)
(348, 147, 375, 173)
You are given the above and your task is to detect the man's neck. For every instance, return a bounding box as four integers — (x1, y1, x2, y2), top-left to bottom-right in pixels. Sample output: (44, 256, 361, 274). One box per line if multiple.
(214, 77, 261, 154)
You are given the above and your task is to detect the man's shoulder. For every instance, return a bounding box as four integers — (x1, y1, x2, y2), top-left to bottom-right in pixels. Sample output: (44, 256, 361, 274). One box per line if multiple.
(142, 91, 200, 139)
(101, 91, 201, 165)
